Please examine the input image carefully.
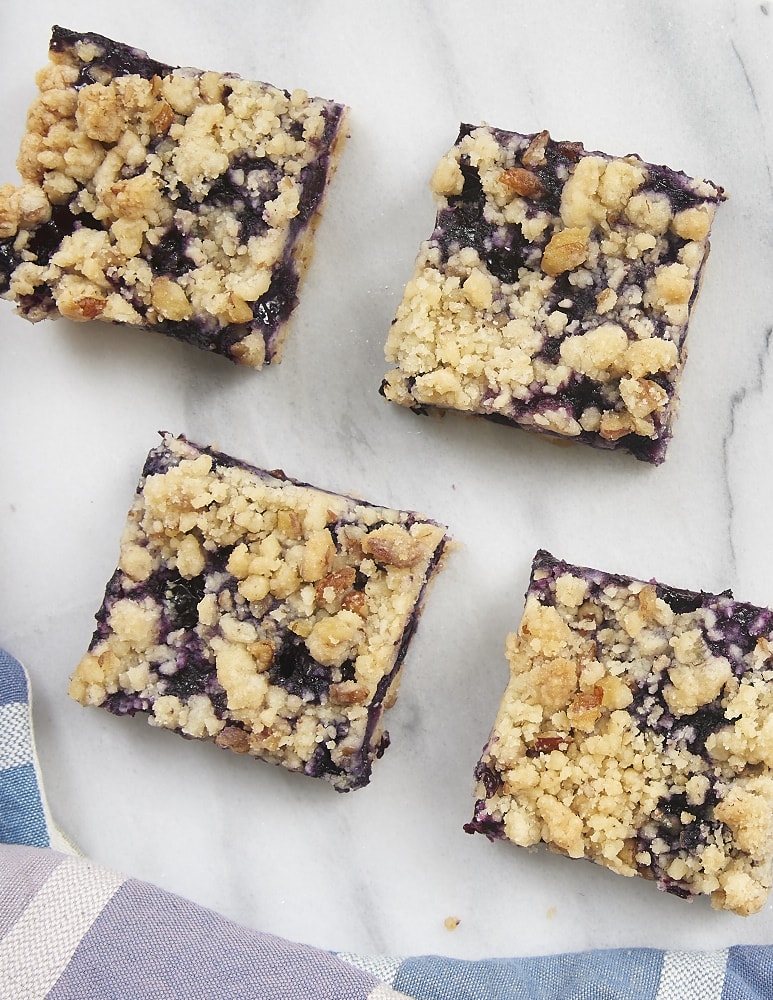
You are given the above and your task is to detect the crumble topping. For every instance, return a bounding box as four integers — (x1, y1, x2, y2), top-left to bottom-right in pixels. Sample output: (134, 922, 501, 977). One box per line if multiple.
(69, 433, 448, 791)
(0, 26, 350, 366)
(383, 125, 725, 463)
(466, 550, 773, 916)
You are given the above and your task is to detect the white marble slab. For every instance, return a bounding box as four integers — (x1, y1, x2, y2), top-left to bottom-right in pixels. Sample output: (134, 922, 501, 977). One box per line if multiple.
(2, 0, 773, 960)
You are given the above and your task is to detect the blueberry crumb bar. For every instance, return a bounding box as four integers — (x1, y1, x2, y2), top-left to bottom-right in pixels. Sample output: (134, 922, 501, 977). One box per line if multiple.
(69, 433, 448, 791)
(0, 26, 350, 366)
(465, 550, 773, 915)
(382, 126, 725, 463)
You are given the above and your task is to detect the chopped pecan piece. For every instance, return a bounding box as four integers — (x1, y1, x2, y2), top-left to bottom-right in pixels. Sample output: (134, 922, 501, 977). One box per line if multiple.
(315, 566, 357, 604)
(342, 590, 368, 617)
(215, 725, 251, 754)
(599, 411, 635, 441)
(558, 140, 584, 161)
(151, 99, 175, 134)
(527, 734, 569, 755)
(541, 227, 590, 276)
(521, 130, 550, 167)
(362, 523, 425, 568)
(568, 685, 604, 731)
(499, 167, 545, 199)
(73, 296, 106, 320)
(329, 680, 369, 705)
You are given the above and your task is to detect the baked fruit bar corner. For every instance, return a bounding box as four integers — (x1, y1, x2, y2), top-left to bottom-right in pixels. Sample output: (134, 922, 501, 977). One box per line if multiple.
(382, 125, 725, 463)
(465, 550, 773, 915)
(69, 434, 448, 791)
(0, 26, 350, 366)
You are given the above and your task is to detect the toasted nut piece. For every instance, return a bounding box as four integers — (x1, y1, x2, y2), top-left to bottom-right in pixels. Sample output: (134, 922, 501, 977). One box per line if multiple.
(569, 686, 604, 731)
(151, 99, 175, 134)
(599, 411, 634, 441)
(521, 130, 550, 167)
(500, 167, 545, 199)
(247, 640, 274, 672)
(527, 734, 570, 755)
(215, 725, 251, 753)
(316, 566, 357, 604)
(596, 287, 617, 314)
(558, 141, 584, 161)
(151, 276, 192, 321)
(362, 523, 426, 568)
(277, 509, 303, 538)
(225, 293, 253, 324)
(619, 377, 668, 419)
(541, 227, 590, 276)
(342, 590, 368, 617)
(72, 296, 107, 320)
(329, 680, 369, 705)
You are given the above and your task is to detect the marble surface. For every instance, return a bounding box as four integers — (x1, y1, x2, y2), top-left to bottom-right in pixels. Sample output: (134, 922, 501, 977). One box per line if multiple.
(2, 0, 773, 961)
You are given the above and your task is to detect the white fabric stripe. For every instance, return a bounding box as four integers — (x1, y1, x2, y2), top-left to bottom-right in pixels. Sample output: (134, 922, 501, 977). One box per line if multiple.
(337, 952, 403, 985)
(0, 855, 126, 999)
(366, 985, 413, 1000)
(0, 703, 32, 771)
(656, 948, 728, 1000)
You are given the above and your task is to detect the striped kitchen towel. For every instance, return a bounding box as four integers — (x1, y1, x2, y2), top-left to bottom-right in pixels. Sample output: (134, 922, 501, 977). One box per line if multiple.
(2, 647, 771, 999)
(0, 648, 75, 855)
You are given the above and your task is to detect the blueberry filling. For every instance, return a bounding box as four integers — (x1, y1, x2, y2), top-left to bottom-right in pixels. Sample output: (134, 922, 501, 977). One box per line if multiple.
(50, 25, 172, 85)
(463, 802, 506, 839)
(269, 631, 333, 703)
(104, 691, 151, 716)
(704, 600, 773, 663)
(162, 570, 207, 632)
(161, 653, 224, 711)
(148, 228, 195, 278)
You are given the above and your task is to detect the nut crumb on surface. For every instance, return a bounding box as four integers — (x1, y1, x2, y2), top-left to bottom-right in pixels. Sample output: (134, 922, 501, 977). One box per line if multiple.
(382, 124, 725, 464)
(68, 433, 448, 792)
(466, 550, 773, 916)
(0, 26, 350, 366)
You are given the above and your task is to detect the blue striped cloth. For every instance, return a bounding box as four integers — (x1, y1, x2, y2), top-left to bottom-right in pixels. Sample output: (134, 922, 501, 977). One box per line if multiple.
(1, 646, 770, 999)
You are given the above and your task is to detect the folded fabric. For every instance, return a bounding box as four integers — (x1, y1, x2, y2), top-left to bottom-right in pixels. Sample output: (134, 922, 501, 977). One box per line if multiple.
(2, 646, 771, 1000)
(0, 649, 76, 855)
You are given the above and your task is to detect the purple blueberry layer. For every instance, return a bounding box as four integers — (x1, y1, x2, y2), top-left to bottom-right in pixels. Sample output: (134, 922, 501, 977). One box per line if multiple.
(69, 433, 448, 791)
(383, 126, 725, 463)
(465, 550, 773, 915)
(0, 27, 349, 367)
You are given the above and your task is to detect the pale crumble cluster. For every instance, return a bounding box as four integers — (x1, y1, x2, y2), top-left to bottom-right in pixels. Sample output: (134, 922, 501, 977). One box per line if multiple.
(383, 126, 725, 462)
(0, 27, 349, 366)
(69, 434, 447, 791)
(467, 551, 773, 916)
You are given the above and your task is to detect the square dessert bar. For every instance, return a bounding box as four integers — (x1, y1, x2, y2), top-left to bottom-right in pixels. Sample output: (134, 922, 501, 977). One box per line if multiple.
(69, 433, 448, 791)
(382, 125, 725, 463)
(465, 550, 773, 915)
(0, 26, 350, 366)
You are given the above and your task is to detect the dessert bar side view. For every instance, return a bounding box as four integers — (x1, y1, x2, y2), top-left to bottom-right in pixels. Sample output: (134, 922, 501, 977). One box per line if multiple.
(0, 26, 350, 367)
(465, 550, 773, 916)
(382, 125, 726, 464)
(68, 433, 448, 792)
